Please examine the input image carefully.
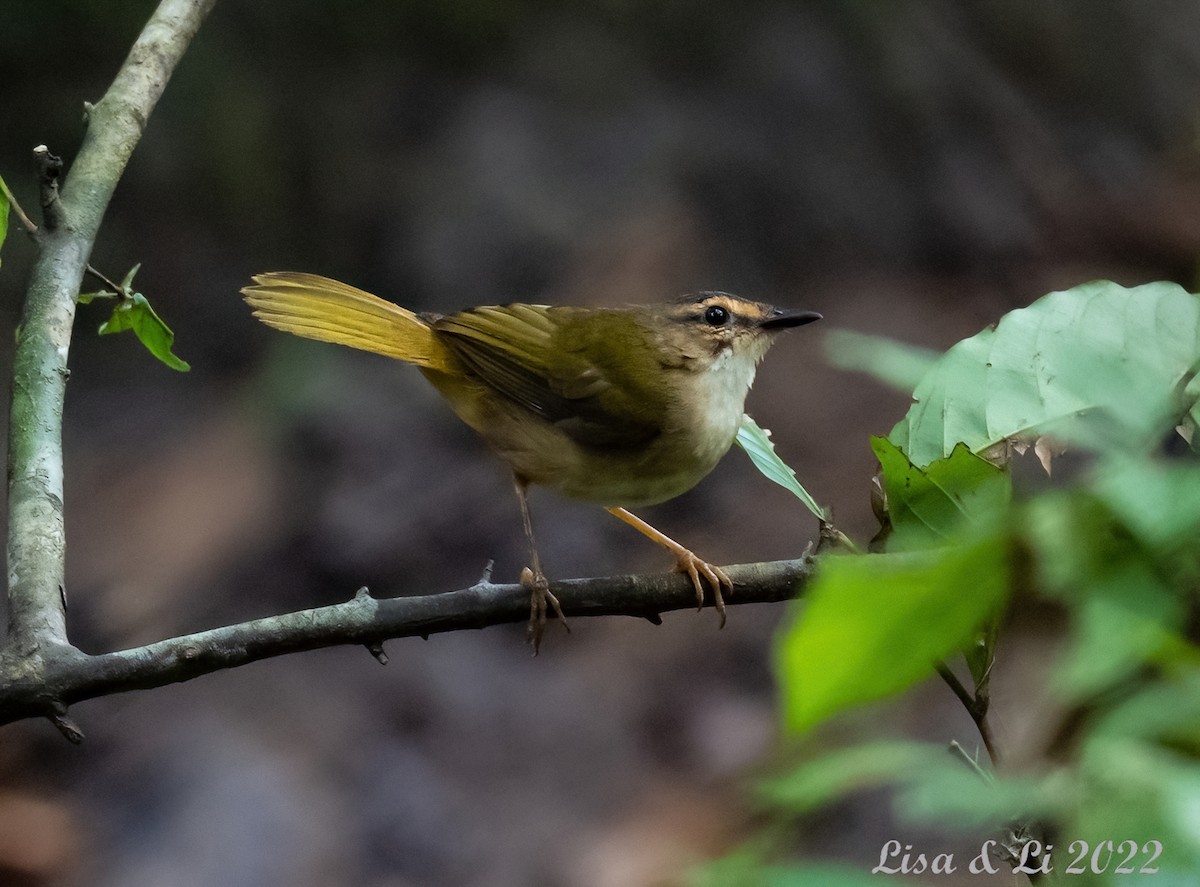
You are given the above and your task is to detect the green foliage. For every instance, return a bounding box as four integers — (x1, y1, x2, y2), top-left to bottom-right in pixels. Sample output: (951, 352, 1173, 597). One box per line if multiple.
(736, 414, 828, 521)
(755, 740, 946, 812)
(870, 438, 1009, 550)
(890, 280, 1200, 467)
(98, 292, 191, 371)
(708, 279, 1200, 883)
(691, 853, 886, 887)
(775, 534, 1009, 732)
(83, 264, 190, 371)
(822, 327, 938, 393)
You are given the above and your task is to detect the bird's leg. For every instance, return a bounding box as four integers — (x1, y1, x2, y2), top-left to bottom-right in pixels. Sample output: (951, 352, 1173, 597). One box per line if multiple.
(514, 476, 568, 653)
(604, 507, 733, 627)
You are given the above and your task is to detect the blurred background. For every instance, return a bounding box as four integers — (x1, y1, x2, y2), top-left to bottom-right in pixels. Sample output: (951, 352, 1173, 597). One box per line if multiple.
(2, 1, 1200, 884)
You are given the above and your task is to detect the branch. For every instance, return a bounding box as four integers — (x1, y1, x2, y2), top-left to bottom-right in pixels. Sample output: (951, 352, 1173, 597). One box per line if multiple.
(935, 660, 999, 765)
(0, 558, 812, 734)
(5, 0, 215, 662)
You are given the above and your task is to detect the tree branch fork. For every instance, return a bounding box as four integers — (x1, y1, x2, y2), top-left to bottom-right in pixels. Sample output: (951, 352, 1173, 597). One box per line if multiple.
(0, 559, 811, 739)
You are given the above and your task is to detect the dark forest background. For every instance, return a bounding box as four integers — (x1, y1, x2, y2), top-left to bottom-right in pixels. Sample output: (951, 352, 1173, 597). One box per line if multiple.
(2, 1, 1199, 884)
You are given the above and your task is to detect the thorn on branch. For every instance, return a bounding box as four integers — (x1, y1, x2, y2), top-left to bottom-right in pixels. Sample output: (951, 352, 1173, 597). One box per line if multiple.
(32, 145, 65, 231)
(476, 559, 495, 587)
(47, 703, 84, 745)
(364, 641, 388, 665)
(643, 612, 663, 625)
(353, 586, 372, 601)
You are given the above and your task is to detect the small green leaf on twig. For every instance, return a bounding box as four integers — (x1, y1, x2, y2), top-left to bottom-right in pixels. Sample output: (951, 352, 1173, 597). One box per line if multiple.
(735, 414, 828, 520)
(77, 290, 117, 305)
(119, 262, 141, 294)
(99, 292, 190, 371)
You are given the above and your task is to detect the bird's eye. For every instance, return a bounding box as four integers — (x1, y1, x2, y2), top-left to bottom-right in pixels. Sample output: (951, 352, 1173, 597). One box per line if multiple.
(704, 305, 729, 326)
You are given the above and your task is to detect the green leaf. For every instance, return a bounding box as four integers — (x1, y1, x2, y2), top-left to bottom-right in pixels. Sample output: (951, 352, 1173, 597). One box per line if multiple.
(757, 741, 942, 812)
(872, 438, 1010, 550)
(896, 765, 1071, 831)
(735, 414, 827, 520)
(1022, 492, 1187, 698)
(822, 328, 939, 393)
(0, 175, 10, 267)
(1091, 668, 1200, 747)
(1055, 567, 1182, 698)
(775, 534, 1010, 733)
(891, 281, 1200, 467)
(119, 261, 141, 294)
(1091, 457, 1200, 556)
(99, 292, 190, 371)
(691, 853, 889, 887)
(963, 616, 999, 695)
(1075, 737, 1200, 875)
(77, 290, 117, 305)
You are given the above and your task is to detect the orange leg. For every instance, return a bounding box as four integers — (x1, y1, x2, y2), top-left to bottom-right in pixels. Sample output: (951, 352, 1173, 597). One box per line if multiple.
(605, 507, 733, 627)
(514, 476, 568, 653)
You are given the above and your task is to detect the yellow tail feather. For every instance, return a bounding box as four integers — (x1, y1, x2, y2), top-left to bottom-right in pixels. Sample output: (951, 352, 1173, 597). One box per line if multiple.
(242, 272, 450, 371)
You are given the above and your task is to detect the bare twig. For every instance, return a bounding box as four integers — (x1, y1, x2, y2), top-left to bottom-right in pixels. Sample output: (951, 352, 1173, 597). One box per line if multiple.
(935, 660, 999, 766)
(0, 558, 812, 732)
(0, 177, 125, 293)
(83, 264, 124, 293)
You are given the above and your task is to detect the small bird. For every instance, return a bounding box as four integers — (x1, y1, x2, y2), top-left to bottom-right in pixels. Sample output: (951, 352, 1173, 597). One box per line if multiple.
(243, 273, 820, 649)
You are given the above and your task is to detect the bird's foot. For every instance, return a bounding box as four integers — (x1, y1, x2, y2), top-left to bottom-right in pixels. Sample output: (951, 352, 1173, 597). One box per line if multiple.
(674, 551, 734, 628)
(521, 566, 568, 654)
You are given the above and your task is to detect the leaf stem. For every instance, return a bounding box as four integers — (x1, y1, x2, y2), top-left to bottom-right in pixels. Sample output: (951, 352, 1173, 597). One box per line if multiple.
(83, 264, 124, 294)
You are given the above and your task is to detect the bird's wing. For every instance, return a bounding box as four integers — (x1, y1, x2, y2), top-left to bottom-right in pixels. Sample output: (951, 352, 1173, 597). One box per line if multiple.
(433, 304, 661, 448)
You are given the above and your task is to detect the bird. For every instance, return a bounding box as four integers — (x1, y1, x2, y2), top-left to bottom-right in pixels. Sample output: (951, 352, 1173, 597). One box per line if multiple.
(242, 272, 820, 649)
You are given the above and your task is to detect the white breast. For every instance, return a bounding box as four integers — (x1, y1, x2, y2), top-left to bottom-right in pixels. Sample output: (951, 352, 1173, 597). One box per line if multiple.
(692, 346, 759, 455)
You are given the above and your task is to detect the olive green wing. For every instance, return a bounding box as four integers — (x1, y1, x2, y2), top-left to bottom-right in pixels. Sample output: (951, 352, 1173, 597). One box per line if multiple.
(432, 304, 661, 448)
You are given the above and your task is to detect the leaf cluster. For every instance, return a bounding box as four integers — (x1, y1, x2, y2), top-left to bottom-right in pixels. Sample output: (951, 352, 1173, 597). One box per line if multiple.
(0, 175, 187, 373)
(79, 263, 190, 371)
(707, 281, 1200, 883)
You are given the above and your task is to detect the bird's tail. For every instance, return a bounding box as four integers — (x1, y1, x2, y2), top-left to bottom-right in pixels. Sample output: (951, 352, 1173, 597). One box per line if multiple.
(242, 272, 450, 370)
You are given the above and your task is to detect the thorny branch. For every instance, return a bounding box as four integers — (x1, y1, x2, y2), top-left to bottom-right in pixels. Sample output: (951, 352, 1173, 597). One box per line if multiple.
(0, 559, 812, 740)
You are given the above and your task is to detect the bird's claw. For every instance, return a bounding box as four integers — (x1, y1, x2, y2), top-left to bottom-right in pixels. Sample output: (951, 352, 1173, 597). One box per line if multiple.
(521, 566, 568, 654)
(674, 552, 733, 628)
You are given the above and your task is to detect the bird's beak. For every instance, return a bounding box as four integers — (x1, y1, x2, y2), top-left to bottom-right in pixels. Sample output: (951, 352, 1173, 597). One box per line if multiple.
(758, 309, 823, 330)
